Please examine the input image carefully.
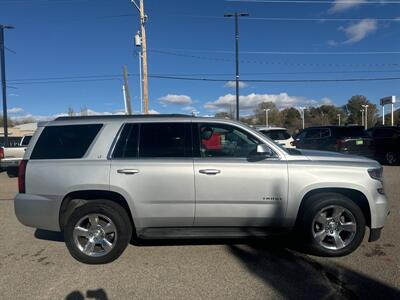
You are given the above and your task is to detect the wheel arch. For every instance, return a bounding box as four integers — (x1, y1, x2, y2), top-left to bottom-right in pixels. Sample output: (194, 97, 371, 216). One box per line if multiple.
(59, 190, 135, 231)
(295, 187, 371, 228)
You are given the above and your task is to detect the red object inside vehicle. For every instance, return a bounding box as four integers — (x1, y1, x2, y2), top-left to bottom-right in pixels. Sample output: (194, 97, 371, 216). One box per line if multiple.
(202, 133, 221, 150)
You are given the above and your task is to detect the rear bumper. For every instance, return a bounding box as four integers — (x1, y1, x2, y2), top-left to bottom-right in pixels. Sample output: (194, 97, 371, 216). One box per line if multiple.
(0, 159, 20, 169)
(14, 193, 61, 231)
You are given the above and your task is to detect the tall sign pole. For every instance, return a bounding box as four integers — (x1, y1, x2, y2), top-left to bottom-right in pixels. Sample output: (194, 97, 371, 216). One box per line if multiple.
(123, 65, 132, 115)
(224, 12, 248, 121)
(380, 96, 396, 126)
(0, 25, 13, 147)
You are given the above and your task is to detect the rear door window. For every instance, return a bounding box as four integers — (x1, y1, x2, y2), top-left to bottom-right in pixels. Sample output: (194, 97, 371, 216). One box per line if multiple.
(139, 123, 191, 158)
(30, 124, 102, 159)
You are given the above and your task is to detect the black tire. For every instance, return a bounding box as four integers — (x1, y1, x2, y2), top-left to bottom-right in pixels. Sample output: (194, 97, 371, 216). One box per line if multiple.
(385, 151, 399, 166)
(300, 193, 366, 257)
(64, 200, 132, 264)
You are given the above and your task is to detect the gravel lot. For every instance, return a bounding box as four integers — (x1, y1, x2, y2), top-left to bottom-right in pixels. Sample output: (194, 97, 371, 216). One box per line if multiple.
(0, 167, 399, 300)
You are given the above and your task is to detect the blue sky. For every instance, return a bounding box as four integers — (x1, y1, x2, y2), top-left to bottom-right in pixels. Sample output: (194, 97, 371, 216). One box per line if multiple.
(1, 0, 399, 119)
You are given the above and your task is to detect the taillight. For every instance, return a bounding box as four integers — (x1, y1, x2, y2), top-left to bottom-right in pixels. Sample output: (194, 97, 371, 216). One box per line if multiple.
(336, 139, 344, 151)
(0, 147, 4, 159)
(18, 160, 28, 193)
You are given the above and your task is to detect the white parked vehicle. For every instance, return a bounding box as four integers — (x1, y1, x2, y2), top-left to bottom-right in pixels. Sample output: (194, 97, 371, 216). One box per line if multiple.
(0, 135, 32, 171)
(258, 127, 295, 149)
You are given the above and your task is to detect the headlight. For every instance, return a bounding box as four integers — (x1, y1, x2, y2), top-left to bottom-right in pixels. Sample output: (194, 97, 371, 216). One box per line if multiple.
(368, 168, 383, 182)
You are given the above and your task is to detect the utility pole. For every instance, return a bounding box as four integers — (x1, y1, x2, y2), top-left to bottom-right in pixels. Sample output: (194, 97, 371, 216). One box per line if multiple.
(123, 65, 132, 115)
(132, 0, 149, 114)
(224, 12, 249, 121)
(337, 114, 341, 126)
(0, 25, 13, 147)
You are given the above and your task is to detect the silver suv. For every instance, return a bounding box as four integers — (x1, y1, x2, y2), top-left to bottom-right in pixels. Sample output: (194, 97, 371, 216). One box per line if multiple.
(15, 115, 389, 264)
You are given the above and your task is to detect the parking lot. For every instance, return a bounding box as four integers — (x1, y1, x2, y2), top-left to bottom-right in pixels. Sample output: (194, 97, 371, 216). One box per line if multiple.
(0, 167, 399, 300)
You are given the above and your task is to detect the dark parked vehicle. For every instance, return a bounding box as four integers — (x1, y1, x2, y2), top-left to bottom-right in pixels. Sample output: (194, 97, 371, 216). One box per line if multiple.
(367, 126, 400, 165)
(293, 126, 374, 158)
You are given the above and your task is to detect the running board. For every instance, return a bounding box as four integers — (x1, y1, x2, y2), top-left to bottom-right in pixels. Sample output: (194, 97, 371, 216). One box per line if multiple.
(136, 227, 288, 240)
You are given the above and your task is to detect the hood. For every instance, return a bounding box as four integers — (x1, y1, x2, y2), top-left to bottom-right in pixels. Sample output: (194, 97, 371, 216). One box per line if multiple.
(298, 149, 376, 164)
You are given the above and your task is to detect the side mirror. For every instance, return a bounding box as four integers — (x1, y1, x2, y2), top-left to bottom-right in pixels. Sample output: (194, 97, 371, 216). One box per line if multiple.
(256, 144, 275, 157)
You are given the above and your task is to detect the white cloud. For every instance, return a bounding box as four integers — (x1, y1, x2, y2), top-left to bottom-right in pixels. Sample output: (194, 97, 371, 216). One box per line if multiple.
(7, 107, 24, 114)
(327, 40, 338, 47)
(9, 108, 128, 122)
(204, 93, 332, 112)
(158, 94, 194, 105)
(339, 19, 378, 44)
(224, 81, 248, 89)
(148, 109, 160, 114)
(329, 0, 367, 14)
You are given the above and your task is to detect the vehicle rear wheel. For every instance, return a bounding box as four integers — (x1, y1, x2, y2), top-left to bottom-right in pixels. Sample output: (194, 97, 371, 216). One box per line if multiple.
(64, 200, 132, 264)
(300, 193, 365, 257)
(385, 151, 399, 165)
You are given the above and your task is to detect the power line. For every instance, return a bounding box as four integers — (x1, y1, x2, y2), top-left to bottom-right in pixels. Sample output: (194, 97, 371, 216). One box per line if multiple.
(8, 74, 400, 85)
(149, 75, 400, 83)
(150, 48, 400, 55)
(159, 14, 400, 22)
(149, 49, 400, 67)
(226, 0, 400, 4)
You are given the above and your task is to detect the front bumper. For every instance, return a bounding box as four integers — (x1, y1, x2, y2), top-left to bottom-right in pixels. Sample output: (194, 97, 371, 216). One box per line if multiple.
(14, 193, 61, 231)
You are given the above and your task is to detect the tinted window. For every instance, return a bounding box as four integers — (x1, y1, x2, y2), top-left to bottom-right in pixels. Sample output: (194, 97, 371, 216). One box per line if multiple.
(113, 124, 139, 158)
(261, 130, 291, 140)
(198, 123, 261, 158)
(374, 129, 396, 138)
(336, 127, 368, 138)
(21, 136, 32, 146)
(304, 129, 321, 139)
(320, 129, 330, 138)
(31, 124, 102, 159)
(139, 123, 188, 158)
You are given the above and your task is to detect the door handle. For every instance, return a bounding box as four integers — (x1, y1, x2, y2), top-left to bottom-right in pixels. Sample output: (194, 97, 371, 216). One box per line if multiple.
(199, 169, 221, 175)
(117, 169, 140, 175)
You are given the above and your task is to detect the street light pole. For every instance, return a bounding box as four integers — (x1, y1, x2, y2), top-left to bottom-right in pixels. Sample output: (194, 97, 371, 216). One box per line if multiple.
(264, 108, 270, 127)
(224, 12, 249, 121)
(0, 25, 13, 148)
(362, 104, 369, 129)
(360, 109, 364, 126)
(337, 114, 341, 126)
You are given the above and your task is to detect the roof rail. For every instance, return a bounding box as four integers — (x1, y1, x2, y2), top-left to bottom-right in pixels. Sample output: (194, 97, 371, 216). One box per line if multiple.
(54, 114, 192, 121)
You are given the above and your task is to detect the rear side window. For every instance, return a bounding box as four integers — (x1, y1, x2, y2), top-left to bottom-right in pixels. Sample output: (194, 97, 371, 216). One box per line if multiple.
(113, 124, 139, 158)
(20, 136, 32, 146)
(336, 127, 368, 138)
(139, 123, 190, 158)
(262, 130, 290, 140)
(30, 124, 102, 159)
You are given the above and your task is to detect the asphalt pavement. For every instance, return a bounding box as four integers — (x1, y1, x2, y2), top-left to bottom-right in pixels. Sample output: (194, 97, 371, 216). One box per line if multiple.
(0, 167, 399, 300)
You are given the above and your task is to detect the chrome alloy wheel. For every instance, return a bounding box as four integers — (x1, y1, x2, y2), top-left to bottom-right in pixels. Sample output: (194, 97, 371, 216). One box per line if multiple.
(73, 214, 117, 257)
(312, 205, 357, 250)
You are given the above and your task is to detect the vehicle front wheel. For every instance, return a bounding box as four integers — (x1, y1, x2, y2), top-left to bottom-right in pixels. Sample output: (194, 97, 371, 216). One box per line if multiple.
(64, 200, 132, 264)
(385, 151, 399, 165)
(300, 193, 366, 257)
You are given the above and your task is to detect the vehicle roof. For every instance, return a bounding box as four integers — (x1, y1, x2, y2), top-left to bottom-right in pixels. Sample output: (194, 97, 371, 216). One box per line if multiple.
(47, 114, 243, 126)
(257, 127, 288, 131)
(303, 125, 364, 129)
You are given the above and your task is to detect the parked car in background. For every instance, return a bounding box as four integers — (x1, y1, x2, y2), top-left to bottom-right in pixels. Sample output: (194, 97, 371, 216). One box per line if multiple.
(15, 115, 388, 264)
(293, 126, 374, 158)
(0, 135, 32, 174)
(258, 127, 295, 148)
(367, 126, 400, 165)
